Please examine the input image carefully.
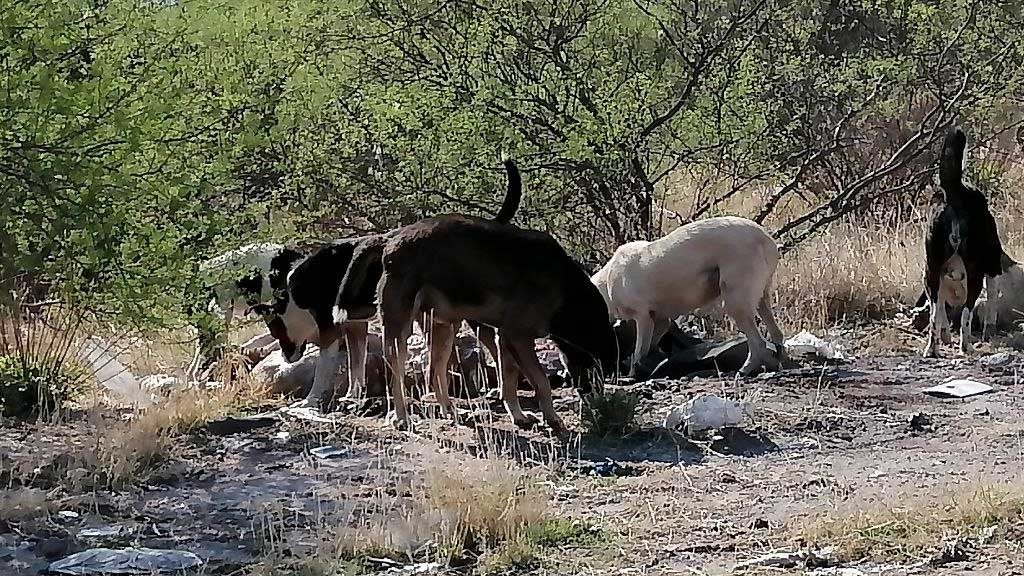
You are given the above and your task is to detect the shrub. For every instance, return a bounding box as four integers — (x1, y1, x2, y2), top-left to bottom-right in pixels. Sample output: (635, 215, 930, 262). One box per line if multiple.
(581, 390, 639, 437)
(0, 353, 88, 418)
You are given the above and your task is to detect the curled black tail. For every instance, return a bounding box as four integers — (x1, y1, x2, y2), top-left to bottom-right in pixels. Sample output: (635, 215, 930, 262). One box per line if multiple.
(939, 127, 967, 195)
(333, 235, 386, 322)
(494, 159, 522, 224)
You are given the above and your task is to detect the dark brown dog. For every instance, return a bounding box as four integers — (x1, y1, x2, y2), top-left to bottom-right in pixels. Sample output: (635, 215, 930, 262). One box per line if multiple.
(336, 214, 619, 436)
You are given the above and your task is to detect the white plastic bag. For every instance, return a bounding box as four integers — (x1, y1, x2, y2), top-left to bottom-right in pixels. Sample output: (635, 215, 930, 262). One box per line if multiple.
(663, 393, 753, 434)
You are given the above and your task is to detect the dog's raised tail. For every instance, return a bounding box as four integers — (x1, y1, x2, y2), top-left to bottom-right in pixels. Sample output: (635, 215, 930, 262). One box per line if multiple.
(494, 159, 522, 224)
(939, 126, 967, 193)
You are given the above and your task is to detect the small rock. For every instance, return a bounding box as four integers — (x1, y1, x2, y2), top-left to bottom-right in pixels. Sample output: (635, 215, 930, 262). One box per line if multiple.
(57, 511, 79, 521)
(36, 538, 72, 560)
(909, 412, 933, 433)
(48, 547, 203, 575)
(751, 517, 770, 529)
(979, 352, 1013, 368)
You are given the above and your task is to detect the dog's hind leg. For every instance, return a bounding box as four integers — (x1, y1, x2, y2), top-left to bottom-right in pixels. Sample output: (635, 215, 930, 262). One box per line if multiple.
(732, 307, 769, 375)
(343, 321, 369, 400)
(757, 294, 785, 362)
(427, 320, 459, 423)
(630, 311, 655, 377)
(380, 282, 415, 431)
(301, 338, 341, 408)
(721, 272, 770, 375)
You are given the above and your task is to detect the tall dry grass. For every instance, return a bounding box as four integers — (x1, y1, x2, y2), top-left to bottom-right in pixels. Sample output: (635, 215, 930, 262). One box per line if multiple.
(796, 481, 1024, 562)
(660, 163, 1024, 335)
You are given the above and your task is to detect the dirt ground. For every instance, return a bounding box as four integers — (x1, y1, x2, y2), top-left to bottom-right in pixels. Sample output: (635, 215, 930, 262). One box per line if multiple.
(4, 335, 1024, 575)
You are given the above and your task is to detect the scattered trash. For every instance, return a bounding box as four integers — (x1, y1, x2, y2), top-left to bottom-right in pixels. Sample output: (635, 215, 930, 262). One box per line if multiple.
(382, 561, 444, 575)
(979, 352, 1013, 368)
(310, 446, 349, 460)
(273, 431, 291, 443)
(663, 394, 753, 435)
(280, 405, 339, 424)
(785, 330, 850, 361)
(78, 526, 127, 540)
(922, 379, 993, 399)
(78, 338, 151, 407)
(138, 375, 182, 394)
(929, 536, 975, 566)
(57, 511, 80, 520)
(48, 547, 203, 575)
(583, 458, 640, 478)
(733, 547, 835, 570)
(203, 415, 277, 436)
(909, 412, 934, 433)
(811, 564, 929, 576)
(810, 569, 867, 576)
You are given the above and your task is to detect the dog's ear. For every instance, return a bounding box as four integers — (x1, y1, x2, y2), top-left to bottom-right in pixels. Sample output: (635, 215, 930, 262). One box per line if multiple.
(246, 303, 273, 317)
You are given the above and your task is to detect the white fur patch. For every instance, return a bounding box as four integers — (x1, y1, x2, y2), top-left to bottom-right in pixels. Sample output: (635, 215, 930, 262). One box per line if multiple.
(332, 305, 348, 325)
(203, 243, 287, 318)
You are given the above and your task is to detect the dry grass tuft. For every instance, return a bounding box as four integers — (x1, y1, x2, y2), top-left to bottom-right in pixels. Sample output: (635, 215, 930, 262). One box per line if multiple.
(268, 447, 589, 574)
(61, 352, 271, 489)
(661, 162, 1024, 340)
(796, 482, 1024, 562)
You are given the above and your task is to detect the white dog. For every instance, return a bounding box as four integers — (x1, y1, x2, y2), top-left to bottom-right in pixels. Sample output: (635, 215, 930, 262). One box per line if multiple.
(592, 216, 784, 376)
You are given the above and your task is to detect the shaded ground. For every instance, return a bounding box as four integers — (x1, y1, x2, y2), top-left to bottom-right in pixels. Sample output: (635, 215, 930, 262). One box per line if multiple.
(4, 348, 1024, 575)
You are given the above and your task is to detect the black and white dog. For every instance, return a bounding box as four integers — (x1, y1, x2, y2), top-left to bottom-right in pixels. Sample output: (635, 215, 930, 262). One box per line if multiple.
(922, 127, 1009, 357)
(249, 160, 522, 409)
(248, 237, 382, 405)
(190, 243, 303, 375)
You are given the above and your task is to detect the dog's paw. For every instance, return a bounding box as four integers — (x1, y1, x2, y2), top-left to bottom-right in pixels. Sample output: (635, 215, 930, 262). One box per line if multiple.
(385, 410, 413, 432)
(738, 362, 759, 377)
(959, 342, 977, 356)
(546, 418, 570, 442)
(511, 413, 540, 430)
(922, 343, 939, 358)
(290, 398, 321, 410)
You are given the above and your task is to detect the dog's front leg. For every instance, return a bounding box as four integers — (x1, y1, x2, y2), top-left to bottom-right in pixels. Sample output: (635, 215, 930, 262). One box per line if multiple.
(383, 329, 412, 431)
(303, 339, 341, 408)
(960, 306, 977, 355)
(497, 334, 538, 430)
(343, 322, 368, 400)
(923, 299, 942, 358)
